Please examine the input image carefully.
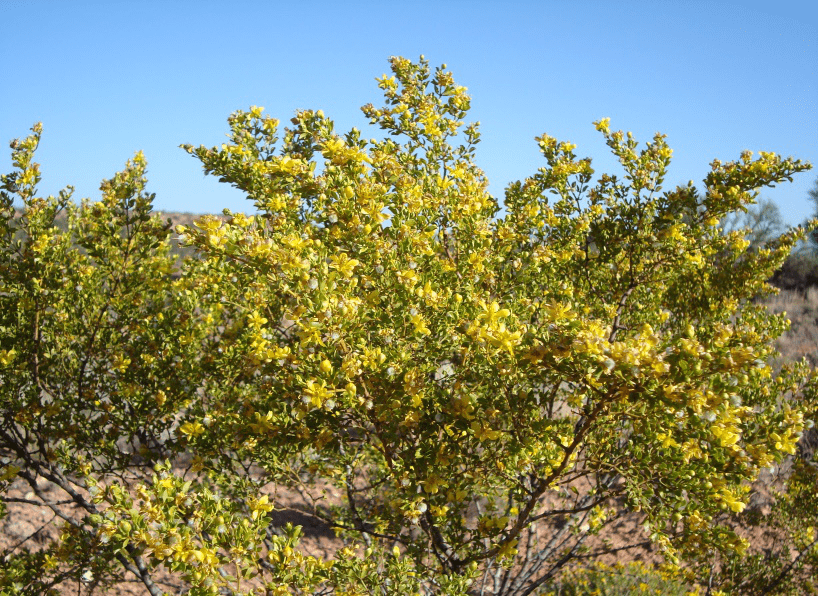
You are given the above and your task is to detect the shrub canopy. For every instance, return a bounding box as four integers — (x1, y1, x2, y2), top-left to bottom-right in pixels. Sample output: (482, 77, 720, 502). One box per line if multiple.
(1, 56, 816, 595)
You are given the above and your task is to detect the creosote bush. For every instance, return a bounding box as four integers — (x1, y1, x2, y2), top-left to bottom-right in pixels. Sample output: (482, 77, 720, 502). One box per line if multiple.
(1, 56, 817, 595)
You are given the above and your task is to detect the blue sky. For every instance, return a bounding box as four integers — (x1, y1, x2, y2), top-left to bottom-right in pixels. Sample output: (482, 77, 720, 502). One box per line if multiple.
(2, 1, 816, 226)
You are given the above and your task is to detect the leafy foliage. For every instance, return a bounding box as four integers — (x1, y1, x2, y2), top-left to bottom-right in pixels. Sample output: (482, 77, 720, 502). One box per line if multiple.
(720, 197, 786, 253)
(1, 57, 816, 595)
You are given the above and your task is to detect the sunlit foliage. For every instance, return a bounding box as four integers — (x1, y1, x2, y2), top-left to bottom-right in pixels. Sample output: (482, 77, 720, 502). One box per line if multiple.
(1, 57, 815, 595)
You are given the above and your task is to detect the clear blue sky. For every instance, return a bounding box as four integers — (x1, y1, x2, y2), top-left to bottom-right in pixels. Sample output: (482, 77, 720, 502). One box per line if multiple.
(2, 1, 816, 226)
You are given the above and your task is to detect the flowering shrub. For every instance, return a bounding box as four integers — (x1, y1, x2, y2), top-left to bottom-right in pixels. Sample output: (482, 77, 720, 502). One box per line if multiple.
(1, 56, 816, 594)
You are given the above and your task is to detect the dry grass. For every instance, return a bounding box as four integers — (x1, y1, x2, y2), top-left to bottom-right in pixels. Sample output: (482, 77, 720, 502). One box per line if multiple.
(764, 287, 818, 367)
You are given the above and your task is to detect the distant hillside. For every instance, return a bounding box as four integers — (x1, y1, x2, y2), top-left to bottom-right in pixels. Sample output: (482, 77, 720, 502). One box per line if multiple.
(9, 208, 223, 262)
(156, 211, 219, 228)
(11, 208, 215, 228)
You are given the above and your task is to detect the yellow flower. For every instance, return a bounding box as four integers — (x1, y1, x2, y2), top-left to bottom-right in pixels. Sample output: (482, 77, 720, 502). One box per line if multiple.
(711, 424, 740, 447)
(402, 409, 421, 427)
(302, 379, 334, 407)
(192, 547, 220, 567)
(410, 312, 431, 335)
(486, 324, 523, 354)
(248, 494, 274, 520)
(497, 538, 519, 559)
(478, 300, 510, 326)
(329, 252, 360, 278)
(471, 420, 501, 441)
(195, 215, 223, 231)
(544, 302, 574, 322)
(657, 432, 679, 449)
(247, 310, 268, 328)
(180, 421, 205, 437)
(362, 346, 386, 370)
(321, 137, 346, 159)
(423, 474, 446, 494)
(267, 155, 302, 175)
(296, 321, 324, 346)
(719, 488, 746, 513)
(249, 411, 276, 435)
(0, 349, 17, 367)
(594, 117, 611, 133)
(397, 269, 419, 287)
(231, 212, 252, 227)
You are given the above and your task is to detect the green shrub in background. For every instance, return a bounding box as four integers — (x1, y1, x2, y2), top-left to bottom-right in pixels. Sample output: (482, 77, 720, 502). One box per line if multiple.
(543, 561, 696, 595)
